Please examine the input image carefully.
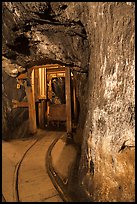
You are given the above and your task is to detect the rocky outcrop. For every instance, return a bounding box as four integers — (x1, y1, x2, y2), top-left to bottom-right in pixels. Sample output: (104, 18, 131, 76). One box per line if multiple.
(77, 2, 135, 202)
(2, 2, 89, 69)
(2, 2, 135, 201)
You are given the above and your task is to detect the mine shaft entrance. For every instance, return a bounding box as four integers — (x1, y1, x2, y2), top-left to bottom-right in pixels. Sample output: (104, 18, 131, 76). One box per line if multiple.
(15, 64, 78, 135)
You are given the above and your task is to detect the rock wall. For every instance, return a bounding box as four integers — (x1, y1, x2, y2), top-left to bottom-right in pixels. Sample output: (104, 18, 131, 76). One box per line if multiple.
(2, 2, 135, 201)
(78, 2, 135, 202)
(2, 69, 28, 139)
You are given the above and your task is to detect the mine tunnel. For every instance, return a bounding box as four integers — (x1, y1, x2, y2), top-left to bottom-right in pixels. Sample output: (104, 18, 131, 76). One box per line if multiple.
(15, 64, 79, 135)
(2, 2, 135, 202)
(3, 63, 86, 202)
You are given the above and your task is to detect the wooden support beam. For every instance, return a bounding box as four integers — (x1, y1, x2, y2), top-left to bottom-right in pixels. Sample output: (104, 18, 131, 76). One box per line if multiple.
(31, 64, 64, 70)
(25, 83, 37, 134)
(46, 67, 65, 74)
(65, 67, 72, 133)
(29, 64, 65, 74)
(42, 68, 46, 98)
(12, 100, 29, 108)
(73, 78, 77, 125)
(38, 102, 42, 127)
(38, 68, 46, 99)
(17, 73, 28, 79)
(34, 68, 39, 100)
(38, 100, 45, 128)
(45, 68, 47, 99)
(45, 69, 48, 123)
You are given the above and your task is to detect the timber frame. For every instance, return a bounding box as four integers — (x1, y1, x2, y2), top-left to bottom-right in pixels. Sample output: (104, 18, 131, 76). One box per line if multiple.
(14, 64, 77, 135)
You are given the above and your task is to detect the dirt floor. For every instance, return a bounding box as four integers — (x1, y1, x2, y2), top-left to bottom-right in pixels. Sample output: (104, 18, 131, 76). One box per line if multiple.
(2, 129, 64, 202)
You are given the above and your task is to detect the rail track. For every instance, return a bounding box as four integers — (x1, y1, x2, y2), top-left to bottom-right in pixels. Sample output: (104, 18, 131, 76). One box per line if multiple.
(2, 131, 67, 202)
(46, 136, 72, 202)
(13, 137, 40, 202)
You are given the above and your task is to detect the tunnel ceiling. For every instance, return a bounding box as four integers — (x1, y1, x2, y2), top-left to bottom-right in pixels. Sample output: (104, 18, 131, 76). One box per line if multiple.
(2, 2, 90, 75)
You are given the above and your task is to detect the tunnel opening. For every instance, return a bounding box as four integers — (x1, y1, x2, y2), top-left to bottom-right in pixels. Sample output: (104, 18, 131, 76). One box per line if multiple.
(45, 75, 66, 131)
(15, 63, 80, 136)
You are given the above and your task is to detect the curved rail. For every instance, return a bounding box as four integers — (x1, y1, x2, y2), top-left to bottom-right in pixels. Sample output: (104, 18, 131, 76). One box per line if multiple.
(13, 137, 40, 202)
(46, 135, 91, 202)
(46, 135, 72, 202)
(4, 133, 73, 202)
(13, 134, 66, 202)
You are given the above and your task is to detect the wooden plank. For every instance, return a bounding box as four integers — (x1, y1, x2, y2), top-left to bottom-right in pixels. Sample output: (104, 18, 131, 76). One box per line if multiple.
(38, 102, 42, 127)
(25, 84, 37, 134)
(31, 64, 63, 69)
(39, 68, 46, 99)
(37, 96, 47, 100)
(31, 69, 35, 100)
(17, 73, 28, 79)
(45, 68, 47, 99)
(73, 78, 77, 125)
(12, 101, 29, 108)
(34, 69, 39, 100)
(39, 68, 42, 98)
(65, 67, 72, 133)
(38, 100, 45, 128)
(41, 68, 45, 98)
(29, 64, 65, 74)
(46, 68, 65, 74)
(48, 104, 66, 121)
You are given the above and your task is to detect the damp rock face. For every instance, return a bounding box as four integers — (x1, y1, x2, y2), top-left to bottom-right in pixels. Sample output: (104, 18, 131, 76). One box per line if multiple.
(2, 2, 135, 202)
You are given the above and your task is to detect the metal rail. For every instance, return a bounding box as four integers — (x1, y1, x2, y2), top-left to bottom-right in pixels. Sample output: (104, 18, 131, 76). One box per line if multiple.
(46, 135, 92, 202)
(3, 132, 80, 202)
(13, 137, 40, 202)
(11, 134, 66, 202)
(46, 135, 72, 202)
